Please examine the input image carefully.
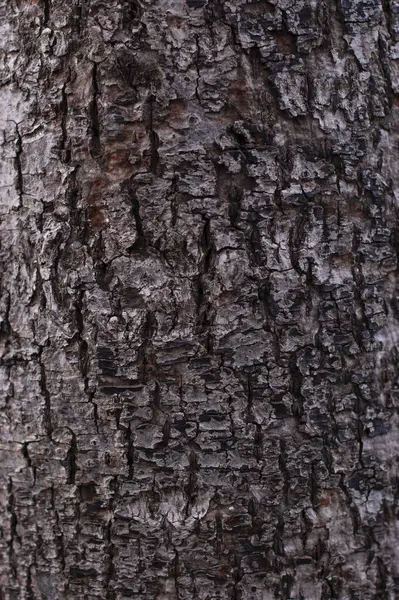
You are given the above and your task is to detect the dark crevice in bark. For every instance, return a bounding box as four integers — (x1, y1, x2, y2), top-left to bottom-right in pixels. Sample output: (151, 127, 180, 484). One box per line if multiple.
(0, 292, 11, 339)
(247, 209, 263, 266)
(7, 478, 19, 578)
(246, 374, 254, 422)
(322, 436, 335, 475)
(26, 565, 34, 600)
(272, 514, 285, 556)
(305, 71, 314, 112)
(89, 63, 101, 159)
(59, 84, 70, 163)
(71, 0, 86, 36)
(376, 556, 389, 599)
(75, 289, 98, 432)
(230, 553, 242, 600)
(353, 384, 365, 469)
(151, 380, 161, 412)
(310, 461, 320, 510)
(39, 346, 53, 439)
(65, 167, 87, 240)
(253, 423, 262, 461)
(228, 185, 243, 228)
(172, 549, 180, 598)
(13, 124, 23, 208)
(94, 260, 113, 291)
(92, 234, 113, 290)
(105, 513, 115, 600)
(185, 451, 199, 515)
(29, 266, 46, 309)
(289, 215, 307, 276)
(338, 474, 362, 534)
(289, 352, 305, 422)
(146, 94, 160, 175)
(43, 0, 51, 26)
(160, 418, 171, 449)
(279, 439, 290, 506)
(40, 222, 65, 308)
(200, 218, 215, 274)
(195, 218, 216, 352)
(381, 0, 394, 40)
(121, 0, 142, 30)
(126, 184, 146, 251)
(126, 424, 135, 479)
(21, 443, 36, 485)
(137, 310, 156, 384)
(194, 36, 202, 105)
(66, 432, 78, 484)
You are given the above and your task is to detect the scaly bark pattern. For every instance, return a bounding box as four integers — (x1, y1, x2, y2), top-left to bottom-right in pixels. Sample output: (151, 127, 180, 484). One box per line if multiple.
(1, 0, 399, 598)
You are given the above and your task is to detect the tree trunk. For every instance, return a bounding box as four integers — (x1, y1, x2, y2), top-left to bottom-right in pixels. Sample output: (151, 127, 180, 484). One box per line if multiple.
(1, 0, 399, 598)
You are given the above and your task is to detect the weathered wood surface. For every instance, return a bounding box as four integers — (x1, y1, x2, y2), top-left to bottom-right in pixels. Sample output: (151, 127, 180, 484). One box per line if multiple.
(1, 0, 399, 598)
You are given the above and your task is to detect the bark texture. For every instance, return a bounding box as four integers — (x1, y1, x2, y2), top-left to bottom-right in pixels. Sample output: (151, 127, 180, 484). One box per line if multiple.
(1, 0, 399, 598)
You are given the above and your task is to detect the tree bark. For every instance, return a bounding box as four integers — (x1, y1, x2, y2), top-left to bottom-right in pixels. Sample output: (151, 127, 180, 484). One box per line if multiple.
(1, 0, 399, 598)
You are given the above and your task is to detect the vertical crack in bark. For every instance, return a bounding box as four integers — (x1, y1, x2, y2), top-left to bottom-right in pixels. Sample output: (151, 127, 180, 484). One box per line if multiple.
(381, 0, 394, 41)
(173, 549, 180, 598)
(289, 351, 305, 422)
(104, 507, 115, 600)
(89, 63, 101, 158)
(253, 423, 262, 462)
(0, 292, 11, 339)
(288, 214, 307, 276)
(151, 379, 161, 413)
(228, 185, 242, 228)
(310, 461, 320, 510)
(66, 431, 78, 484)
(126, 423, 135, 479)
(185, 451, 199, 516)
(161, 417, 171, 449)
(194, 36, 202, 105)
(126, 183, 145, 251)
(6, 477, 19, 578)
(75, 289, 98, 432)
(339, 474, 362, 535)
(59, 83, 70, 163)
(50, 485, 66, 571)
(196, 218, 216, 352)
(278, 439, 290, 506)
(43, 0, 51, 25)
(272, 514, 285, 557)
(353, 384, 365, 469)
(147, 94, 160, 175)
(26, 564, 34, 600)
(137, 310, 156, 384)
(39, 346, 53, 439)
(248, 209, 263, 266)
(13, 124, 23, 208)
(231, 551, 242, 600)
(245, 373, 254, 423)
(21, 443, 36, 486)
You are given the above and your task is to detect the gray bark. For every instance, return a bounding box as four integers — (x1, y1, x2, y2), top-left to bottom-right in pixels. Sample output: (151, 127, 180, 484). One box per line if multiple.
(1, 0, 399, 598)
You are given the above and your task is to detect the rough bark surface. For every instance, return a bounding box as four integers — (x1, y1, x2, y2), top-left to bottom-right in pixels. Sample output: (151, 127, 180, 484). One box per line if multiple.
(1, 0, 399, 598)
